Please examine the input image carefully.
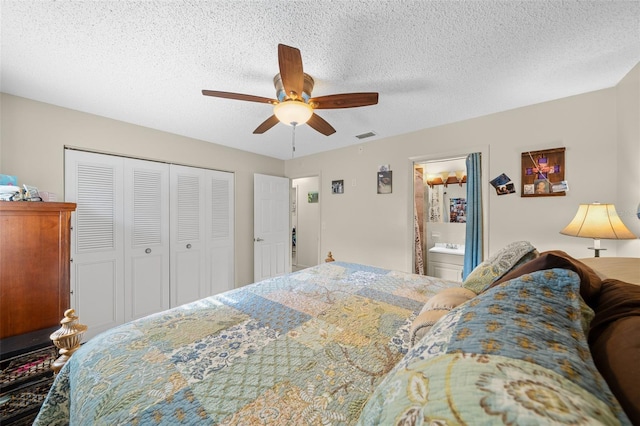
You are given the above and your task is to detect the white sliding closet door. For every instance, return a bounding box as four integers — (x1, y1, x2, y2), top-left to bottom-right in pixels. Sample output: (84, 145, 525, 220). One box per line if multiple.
(170, 164, 207, 306)
(123, 158, 170, 322)
(66, 150, 125, 338)
(67, 151, 234, 339)
(170, 166, 235, 306)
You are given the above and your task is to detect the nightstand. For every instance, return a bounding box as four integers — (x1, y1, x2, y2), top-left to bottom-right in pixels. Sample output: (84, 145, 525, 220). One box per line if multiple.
(0, 327, 58, 425)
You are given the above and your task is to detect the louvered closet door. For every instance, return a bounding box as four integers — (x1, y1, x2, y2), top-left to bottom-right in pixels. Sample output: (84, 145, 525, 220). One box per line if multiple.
(170, 165, 207, 306)
(205, 170, 235, 295)
(123, 158, 170, 322)
(65, 150, 125, 339)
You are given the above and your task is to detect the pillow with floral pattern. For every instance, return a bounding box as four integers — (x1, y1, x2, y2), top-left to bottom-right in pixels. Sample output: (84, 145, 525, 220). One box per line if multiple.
(463, 241, 537, 294)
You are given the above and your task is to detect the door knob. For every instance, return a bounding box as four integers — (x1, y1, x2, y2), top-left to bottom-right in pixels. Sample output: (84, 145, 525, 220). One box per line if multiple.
(145, 248, 152, 254)
(186, 244, 192, 249)
(255, 237, 264, 242)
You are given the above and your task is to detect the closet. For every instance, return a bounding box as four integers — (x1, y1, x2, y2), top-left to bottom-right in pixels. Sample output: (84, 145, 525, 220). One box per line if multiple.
(65, 150, 234, 339)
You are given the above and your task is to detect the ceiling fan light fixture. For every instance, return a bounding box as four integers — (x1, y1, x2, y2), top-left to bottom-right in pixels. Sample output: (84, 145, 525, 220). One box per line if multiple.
(274, 101, 313, 126)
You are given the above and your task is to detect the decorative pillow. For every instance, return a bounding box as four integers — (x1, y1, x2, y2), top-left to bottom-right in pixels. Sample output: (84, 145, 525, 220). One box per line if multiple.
(409, 287, 476, 346)
(462, 241, 538, 294)
(490, 250, 602, 306)
(409, 309, 449, 347)
(589, 279, 640, 425)
(421, 287, 476, 311)
(358, 269, 630, 425)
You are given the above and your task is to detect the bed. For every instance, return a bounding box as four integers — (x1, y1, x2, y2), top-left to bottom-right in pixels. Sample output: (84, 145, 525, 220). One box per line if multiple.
(35, 245, 638, 425)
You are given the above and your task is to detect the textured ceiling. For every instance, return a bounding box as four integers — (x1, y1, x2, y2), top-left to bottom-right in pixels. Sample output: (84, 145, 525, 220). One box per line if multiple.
(1, 1, 639, 160)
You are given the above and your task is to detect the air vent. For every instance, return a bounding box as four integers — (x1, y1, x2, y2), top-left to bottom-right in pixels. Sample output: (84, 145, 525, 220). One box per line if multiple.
(355, 131, 377, 140)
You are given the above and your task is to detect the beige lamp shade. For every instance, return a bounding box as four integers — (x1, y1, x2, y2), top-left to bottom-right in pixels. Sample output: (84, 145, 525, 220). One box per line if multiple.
(560, 203, 637, 240)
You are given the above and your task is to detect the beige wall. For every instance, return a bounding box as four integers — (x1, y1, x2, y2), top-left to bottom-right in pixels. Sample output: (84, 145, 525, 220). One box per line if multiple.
(2, 63, 638, 282)
(616, 63, 640, 257)
(0, 93, 285, 286)
(285, 64, 640, 271)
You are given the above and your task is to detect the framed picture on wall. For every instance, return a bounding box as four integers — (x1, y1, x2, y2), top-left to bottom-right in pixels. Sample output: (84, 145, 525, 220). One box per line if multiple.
(308, 192, 319, 203)
(377, 171, 392, 194)
(521, 147, 566, 197)
(331, 180, 344, 194)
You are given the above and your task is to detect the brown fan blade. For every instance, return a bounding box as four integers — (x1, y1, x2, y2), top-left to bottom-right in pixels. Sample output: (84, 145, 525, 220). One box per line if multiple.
(253, 115, 280, 134)
(309, 92, 379, 109)
(307, 113, 336, 136)
(278, 44, 304, 100)
(202, 90, 276, 105)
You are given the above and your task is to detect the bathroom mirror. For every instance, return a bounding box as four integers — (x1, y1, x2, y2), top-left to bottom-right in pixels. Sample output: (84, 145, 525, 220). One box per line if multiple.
(426, 175, 466, 224)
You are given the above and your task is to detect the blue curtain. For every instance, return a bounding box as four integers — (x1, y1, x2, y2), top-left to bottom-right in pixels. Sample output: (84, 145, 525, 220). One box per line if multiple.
(463, 153, 483, 279)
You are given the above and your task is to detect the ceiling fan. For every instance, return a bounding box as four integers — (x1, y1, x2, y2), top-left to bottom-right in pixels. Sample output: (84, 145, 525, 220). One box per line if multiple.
(202, 44, 379, 136)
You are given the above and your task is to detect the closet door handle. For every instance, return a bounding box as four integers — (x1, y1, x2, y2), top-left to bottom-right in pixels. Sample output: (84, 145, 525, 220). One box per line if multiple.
(145, 248, 152, 254)
(186, 244, 192, 249)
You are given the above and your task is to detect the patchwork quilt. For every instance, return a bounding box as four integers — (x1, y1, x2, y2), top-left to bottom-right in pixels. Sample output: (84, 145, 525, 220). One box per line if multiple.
(34, 262, 457, 425)
(358, 268, 631, 425)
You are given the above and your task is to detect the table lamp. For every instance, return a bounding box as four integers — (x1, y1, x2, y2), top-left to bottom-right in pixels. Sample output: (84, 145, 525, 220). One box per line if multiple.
(560, 202, 637, 257)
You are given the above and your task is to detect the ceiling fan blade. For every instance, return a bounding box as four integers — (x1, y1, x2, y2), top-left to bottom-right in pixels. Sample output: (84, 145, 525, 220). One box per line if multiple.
(202, 90, 276, 105)
(278, 44, 304, 100)
(309, 92, 379, 109)
(307, 113, 336, 136)
(253, 115, 280, 134)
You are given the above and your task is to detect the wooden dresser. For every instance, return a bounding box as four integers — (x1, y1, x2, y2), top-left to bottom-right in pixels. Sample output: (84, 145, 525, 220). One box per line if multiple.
(0, 202, 76, 339)
(0, 202, 76, 424)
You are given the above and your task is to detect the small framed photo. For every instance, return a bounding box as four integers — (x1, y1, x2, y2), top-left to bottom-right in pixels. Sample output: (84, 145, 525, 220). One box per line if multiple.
(490, 173, 516, 196)
(331, 180, 344, 194)
(533, 179, 549, 195)
(377, 171, 392, 194)
(308, 192, 318, 203)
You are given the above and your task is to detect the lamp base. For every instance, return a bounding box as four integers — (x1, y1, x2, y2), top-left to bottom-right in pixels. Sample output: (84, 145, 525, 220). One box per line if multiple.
(588, 247, 607, 257)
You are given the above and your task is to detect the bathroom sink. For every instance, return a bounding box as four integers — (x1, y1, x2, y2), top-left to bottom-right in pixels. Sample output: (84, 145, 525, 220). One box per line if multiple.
(428, 243, 465, 256)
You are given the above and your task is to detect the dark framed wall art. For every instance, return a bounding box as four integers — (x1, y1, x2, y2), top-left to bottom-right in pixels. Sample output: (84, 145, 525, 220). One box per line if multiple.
(521, 147, 566, 197)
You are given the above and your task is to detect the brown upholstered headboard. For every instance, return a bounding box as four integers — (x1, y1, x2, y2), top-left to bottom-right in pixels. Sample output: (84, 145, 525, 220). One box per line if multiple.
(579, 257, 640, 286)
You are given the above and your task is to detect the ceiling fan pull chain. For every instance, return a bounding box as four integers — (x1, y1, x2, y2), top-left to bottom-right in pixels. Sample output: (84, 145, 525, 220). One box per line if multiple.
(291, 124, 296, 158)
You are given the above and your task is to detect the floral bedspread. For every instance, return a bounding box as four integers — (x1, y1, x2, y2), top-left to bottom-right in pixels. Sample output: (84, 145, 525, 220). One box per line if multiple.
(35, 262, 458, 425)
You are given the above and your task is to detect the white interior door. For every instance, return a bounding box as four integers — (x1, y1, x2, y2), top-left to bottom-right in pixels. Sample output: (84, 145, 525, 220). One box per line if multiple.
(254, 174, 290, 282)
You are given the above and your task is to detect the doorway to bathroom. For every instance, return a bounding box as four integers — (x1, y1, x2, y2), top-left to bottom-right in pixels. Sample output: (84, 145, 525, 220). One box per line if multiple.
(413, 157, 467, 280)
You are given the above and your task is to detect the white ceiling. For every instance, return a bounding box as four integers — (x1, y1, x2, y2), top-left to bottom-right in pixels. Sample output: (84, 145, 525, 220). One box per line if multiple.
(2, 1, 639, 160)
